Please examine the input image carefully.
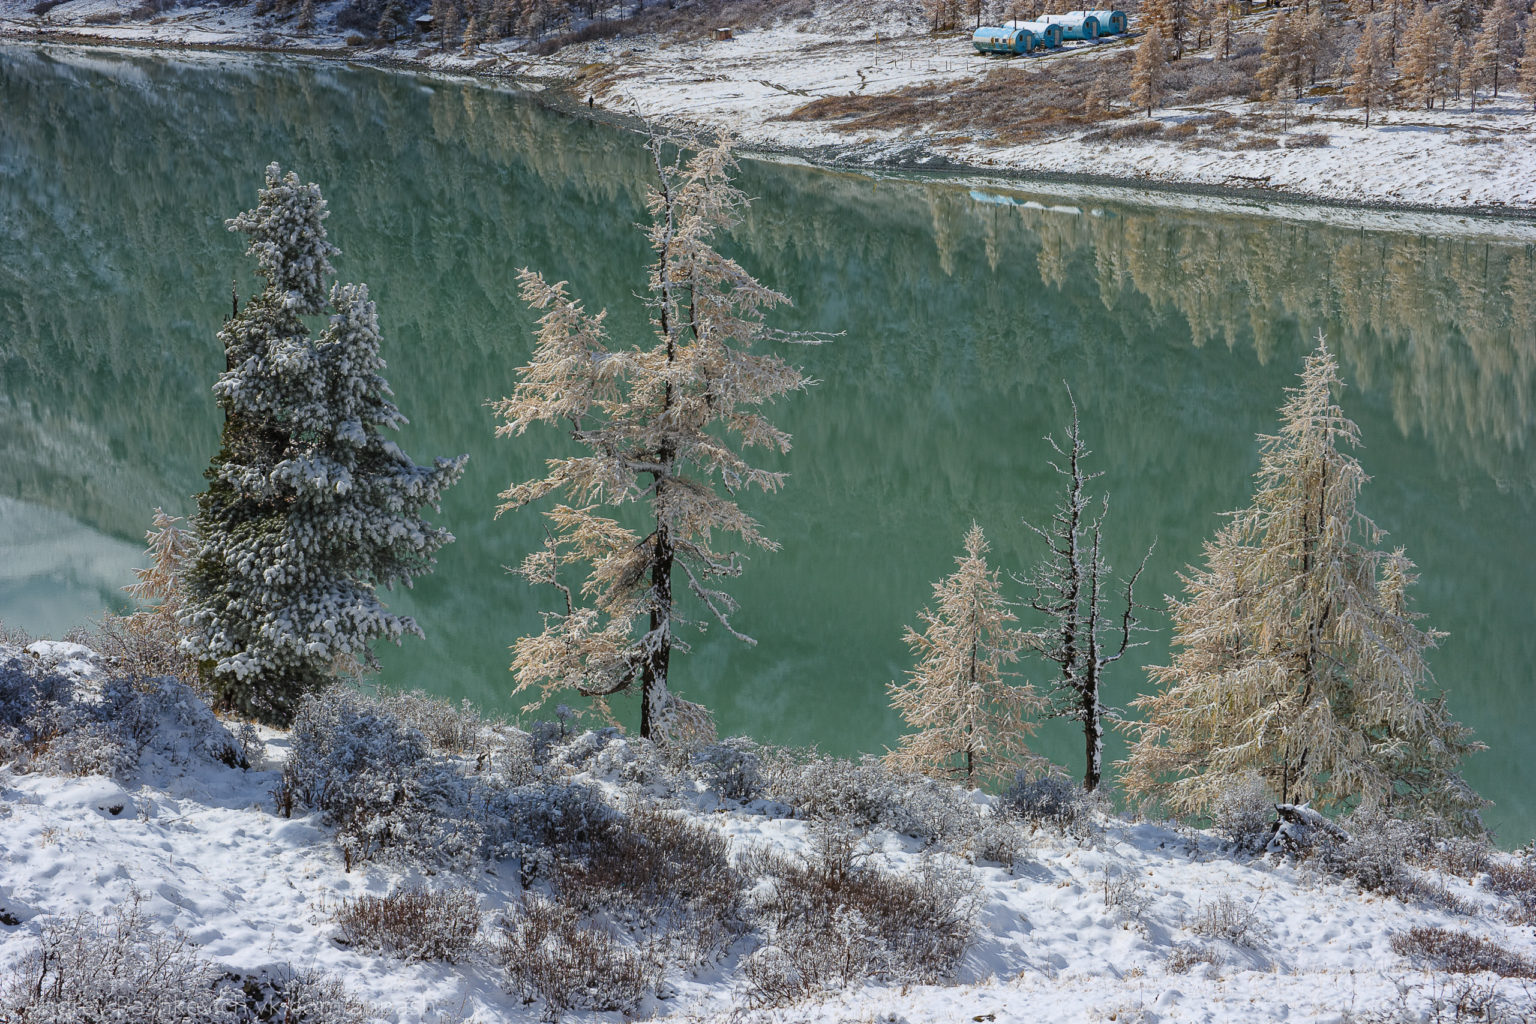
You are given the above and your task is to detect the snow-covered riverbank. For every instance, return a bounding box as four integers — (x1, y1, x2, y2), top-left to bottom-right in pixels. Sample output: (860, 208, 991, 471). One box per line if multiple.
(4, 638, 1536, 1023)
(5, 0, 1536, 214)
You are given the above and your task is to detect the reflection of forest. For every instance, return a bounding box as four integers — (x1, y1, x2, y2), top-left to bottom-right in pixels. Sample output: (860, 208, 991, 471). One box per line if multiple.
(4, 48, 1535, 839)
(5, 48, 1532, 528)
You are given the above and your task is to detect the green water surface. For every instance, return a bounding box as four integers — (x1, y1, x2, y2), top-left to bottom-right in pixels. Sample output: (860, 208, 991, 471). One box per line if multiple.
(3, 45, 1533, 840)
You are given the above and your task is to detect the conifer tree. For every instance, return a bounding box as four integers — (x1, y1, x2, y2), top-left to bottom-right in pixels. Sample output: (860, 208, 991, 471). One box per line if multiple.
(1345, 15, 1394, 125)
(1217, 3, 1234, 59)
(1119, 338, 1486, 835)
(1452, 36, 1470, 100)
(1400, 4, 1450, 109)
(1260, 10, 1307, 102)
(183, 164, 466, 725)
(1519, 26, 1536, 108)
(887, 525, 1047, 787)
(1141, 0, 1187, 58)
(1018, 396, 1151, 793)
(377, 0, 407, 40)
(1474, 0, 1523, 98)
(1132, 24, 1169, 116)
(495, 136, 819, 742)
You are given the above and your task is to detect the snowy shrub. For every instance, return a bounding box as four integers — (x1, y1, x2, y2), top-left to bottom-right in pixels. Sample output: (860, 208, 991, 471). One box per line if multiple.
(374, 689, 487, 755)
(1100, 868, 1154, 930)
(480, 780, 619, 873)
(1315, 811, 1425, 894)
(332, 885, 481, 962)
(0, 654, 82, 761)
(967, 814, 1032, 870)
(1390, 927, 1536, 979)
(100, 677, 247, 770)
(537, 724, 626, 774)
(1483, 859, 1536, 925)
(0, 652, 243, 778)
(275, 686, 483, 869)
(885, 775, 990, 848)
(739, 840, 980, 1004)
(222, 968, 381, 1024)
(690, 738, 765, 801)
(1189, 894, 1268, 949)
(758, 750, 904, 825)
(1, 893, 234, 1023)
(1286, 132, 1330, 149)
(1211, 772, 1276, 853)
(1003, 771, 1091, 835)
(495, 896, 652, 1018)
(550, 805, 744, 962)
(1164, 942, 1223, 975)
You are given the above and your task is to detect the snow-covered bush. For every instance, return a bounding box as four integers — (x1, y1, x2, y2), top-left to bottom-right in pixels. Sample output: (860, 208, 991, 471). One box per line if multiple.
(549, 805, 744, 962)
(1189, 894, 1268, 949)
(480, 779, 618, 875)
(495, 896, 652, 1018)
(0, 654, 91, 770)
(1003, 771, 1091, 835)
(222, 968, 380, 1024)
(0, 649, 244, 778)
(1164, 942, 1223, 975)
(739, 839, 980, 1005)
(689, 738, 766, 801)
(758, 750, 903, 824)
(331, 885, 481, 962)
(374, 689, 489, 755)
(1390, 927, 1536, 979)
(1484, 859, 1536, 925)
(967, 814, 1032, 870)
(275, 686, 482, 869)
(1211, 772, 1276, 853)
(2, 894, 233, 1024)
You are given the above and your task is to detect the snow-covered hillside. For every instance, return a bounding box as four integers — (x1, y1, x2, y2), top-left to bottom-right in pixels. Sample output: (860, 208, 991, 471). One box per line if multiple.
(2, 639, 1534, 1023)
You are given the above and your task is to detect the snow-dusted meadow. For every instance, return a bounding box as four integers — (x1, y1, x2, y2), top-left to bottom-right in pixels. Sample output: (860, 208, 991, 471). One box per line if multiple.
(3, 638, 1535, 1023)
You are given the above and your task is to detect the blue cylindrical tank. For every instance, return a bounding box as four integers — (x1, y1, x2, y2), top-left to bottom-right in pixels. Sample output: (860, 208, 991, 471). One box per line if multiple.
(1040, 12, 1101, 40)
(1075, 8, 1127, 34)
(1006, 19, 1064, 47)
(972, 25, 1038, 54)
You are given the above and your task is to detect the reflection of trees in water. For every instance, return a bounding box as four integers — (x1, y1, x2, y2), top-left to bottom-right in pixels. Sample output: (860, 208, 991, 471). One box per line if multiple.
(734, 165, 1535, 490)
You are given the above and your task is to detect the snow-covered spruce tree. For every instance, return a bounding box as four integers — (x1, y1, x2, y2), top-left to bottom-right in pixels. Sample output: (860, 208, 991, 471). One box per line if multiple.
(494, 135, 819, 742)
(1119, 337, 1486, 836)
(183, 164, 466, 725)
(887, 524, 1047, 787)
(1017, 393, 1151, 794)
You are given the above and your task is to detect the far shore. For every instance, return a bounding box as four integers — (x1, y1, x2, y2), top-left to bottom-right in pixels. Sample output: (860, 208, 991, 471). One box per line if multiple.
(5, 3, 1536, 219)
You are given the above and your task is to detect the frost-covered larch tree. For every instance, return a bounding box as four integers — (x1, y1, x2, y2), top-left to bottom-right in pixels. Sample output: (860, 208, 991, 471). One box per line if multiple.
(887, 524, 1047, 787)
(1346, 16, 1395, 126)
(183, 164, 466, 725)
(1132, 24, 1169, 116)
(1018, 393, 1151, 793)
(1119, 338, 1486, 835)
(494, 136, 819, 742)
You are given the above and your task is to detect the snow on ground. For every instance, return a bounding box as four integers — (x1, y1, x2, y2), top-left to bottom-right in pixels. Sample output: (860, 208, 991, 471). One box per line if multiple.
(2, 642, 1535, 1023)
(4, 0, 1536, 213)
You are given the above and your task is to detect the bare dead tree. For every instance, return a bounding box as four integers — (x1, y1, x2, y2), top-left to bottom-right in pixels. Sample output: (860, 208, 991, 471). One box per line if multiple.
(1018, 387, 1152, 792)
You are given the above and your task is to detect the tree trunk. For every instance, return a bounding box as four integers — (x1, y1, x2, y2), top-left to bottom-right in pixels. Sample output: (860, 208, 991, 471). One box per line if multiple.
(641, 508, 673, 740)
